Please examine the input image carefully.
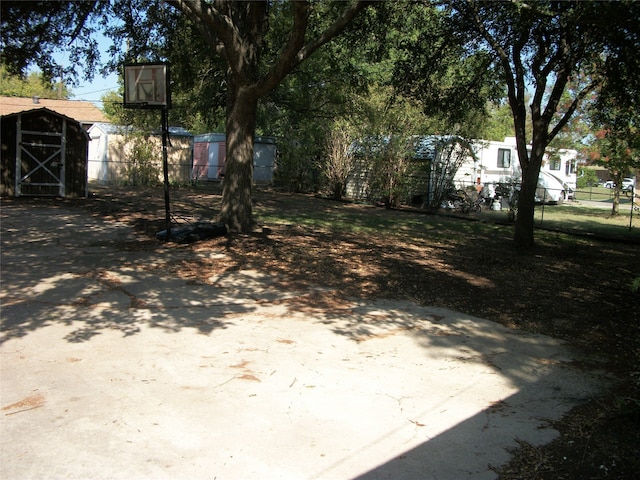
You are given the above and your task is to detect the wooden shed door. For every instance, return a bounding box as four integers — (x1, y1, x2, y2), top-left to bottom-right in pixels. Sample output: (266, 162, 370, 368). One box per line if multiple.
(16, 115, 66, 196)
(192, 142, 208, 180)
(216, 142, 226, 179)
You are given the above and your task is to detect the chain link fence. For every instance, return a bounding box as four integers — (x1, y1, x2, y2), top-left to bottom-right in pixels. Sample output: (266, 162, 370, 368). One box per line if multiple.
(441, 180, 639, 239)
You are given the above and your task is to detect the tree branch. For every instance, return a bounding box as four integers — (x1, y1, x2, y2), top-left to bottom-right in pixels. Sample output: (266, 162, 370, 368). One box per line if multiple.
(549, 78, 600, 141)
(256, 0, 373, 97)
(67, 1, 98, 46)
(167, 1, 232, 60)
(463, 1, 527, 148)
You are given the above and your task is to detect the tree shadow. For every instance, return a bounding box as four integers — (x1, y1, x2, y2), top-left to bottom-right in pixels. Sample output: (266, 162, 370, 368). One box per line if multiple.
(0, 201, 262, 344)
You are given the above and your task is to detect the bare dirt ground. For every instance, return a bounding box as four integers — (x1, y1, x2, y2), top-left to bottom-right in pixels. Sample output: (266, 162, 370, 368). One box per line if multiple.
(6, 183, 639, 479)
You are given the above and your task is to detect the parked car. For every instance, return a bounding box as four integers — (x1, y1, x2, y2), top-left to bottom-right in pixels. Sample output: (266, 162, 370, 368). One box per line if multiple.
(622, 178, 635, 191)
(603, 178, 635, 190)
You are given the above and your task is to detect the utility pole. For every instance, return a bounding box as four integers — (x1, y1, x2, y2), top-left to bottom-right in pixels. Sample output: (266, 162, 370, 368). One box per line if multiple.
(58, 67, 63, 99)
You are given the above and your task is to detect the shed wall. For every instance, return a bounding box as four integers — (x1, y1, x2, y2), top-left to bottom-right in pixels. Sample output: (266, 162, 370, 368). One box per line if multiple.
(192, 134, 276, 184)
(87, 130, 192, 184)
(1, 110, 88, 197)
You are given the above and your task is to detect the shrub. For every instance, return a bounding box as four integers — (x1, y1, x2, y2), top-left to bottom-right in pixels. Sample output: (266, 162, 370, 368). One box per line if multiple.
(322, 125, 355, 200)
(123, 135, 161, 186)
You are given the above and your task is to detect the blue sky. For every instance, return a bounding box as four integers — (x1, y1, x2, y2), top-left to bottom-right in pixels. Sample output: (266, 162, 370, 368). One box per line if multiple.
(29, 53, 119, 109)
(70, 71, 119, 106)
(52, 32, 121, 108)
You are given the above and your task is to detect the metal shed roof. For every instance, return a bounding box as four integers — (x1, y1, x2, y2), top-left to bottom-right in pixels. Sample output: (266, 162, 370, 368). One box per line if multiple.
(193, 133, 276, 144)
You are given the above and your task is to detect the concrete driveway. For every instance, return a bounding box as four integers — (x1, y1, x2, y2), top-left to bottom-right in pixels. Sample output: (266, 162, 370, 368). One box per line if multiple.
(0, 200, 609, 479)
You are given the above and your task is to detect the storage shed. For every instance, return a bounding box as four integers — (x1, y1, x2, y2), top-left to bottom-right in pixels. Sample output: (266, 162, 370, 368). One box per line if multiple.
(192, 133, 276, 184)
(1, 108, 88, 197)
(87, 123, 131, 184)
(88, 123, 193, 184)
(346, 135, 476, 204)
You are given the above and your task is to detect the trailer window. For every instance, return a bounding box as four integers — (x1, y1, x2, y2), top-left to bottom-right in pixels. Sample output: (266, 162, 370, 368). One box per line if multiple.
(566, 161, 576, 175)
(497, 148, 511, 168)
(550, 158, 561, 170)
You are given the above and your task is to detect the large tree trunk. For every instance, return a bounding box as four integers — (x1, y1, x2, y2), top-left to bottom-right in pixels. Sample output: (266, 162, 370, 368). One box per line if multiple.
(611, 190, 621, 216)
(513, 138, 545, 249)
(166, 1, 372, 233)
(218, 85, 259, 233)
(514, 163, 539, 249)
(609, 172, 624, 216)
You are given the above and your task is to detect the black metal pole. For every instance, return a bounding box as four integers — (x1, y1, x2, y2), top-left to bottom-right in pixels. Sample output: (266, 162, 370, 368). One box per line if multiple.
(629, 185, 634, 231)
(162, 108, 171, 240)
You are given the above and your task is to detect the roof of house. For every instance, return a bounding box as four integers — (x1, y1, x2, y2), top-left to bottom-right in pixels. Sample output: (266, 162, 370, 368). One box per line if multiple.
(0, 96, 109, 125)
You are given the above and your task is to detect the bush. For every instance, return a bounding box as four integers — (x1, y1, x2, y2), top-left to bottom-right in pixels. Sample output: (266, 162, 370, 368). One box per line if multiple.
(577, 169, 601, 188)
(365, 135, 413, 208)
(321, 125, 355, 200)
(123, 135, 161, 187)
(274, 140, 319, 193)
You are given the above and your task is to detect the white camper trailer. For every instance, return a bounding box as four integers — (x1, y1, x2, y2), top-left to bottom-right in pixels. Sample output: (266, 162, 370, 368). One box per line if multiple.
(451, 137, 578, 204)
(536, 170, 568, 204)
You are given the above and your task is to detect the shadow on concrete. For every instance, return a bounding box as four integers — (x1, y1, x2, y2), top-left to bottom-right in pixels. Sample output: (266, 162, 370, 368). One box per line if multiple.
(283, 295, 609, 478)
(0, 200, 611, 479)
(0, 202, 256, 344)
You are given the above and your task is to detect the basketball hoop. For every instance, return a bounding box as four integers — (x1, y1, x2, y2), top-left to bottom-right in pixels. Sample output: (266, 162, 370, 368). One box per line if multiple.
(123, 62, 173, 239)
(123, 63, 170, 109)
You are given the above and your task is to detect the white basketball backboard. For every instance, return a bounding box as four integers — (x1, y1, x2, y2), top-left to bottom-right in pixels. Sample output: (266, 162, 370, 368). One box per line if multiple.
(123, 63, 170, 108)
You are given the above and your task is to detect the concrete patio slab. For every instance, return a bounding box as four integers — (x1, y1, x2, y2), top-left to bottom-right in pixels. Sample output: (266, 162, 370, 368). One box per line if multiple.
(1, 202, 609, 480)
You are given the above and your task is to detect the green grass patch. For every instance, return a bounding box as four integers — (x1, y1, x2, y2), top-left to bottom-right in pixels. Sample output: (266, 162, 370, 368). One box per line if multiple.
(574, 187, 636, 204)
(256, 194, 640, 244)
(534, 204, 640, 240)
(256, 201, 506, 242)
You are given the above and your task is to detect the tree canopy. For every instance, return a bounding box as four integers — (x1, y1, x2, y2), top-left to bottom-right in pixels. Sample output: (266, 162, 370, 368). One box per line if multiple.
(0, 1, 111, 83)
(0, 65, 70, 99)
(586, 54, 640, 215)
